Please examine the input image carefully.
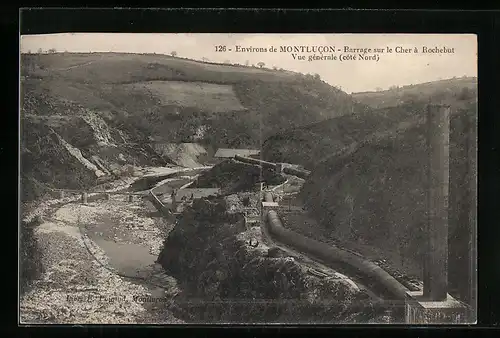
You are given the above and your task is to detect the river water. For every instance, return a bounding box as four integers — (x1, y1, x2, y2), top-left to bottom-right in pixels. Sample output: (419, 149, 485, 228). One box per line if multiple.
(81, 176, 191, 320)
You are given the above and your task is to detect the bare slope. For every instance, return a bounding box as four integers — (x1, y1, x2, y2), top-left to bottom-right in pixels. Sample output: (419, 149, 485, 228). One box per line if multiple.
(153, 143, 208, 168)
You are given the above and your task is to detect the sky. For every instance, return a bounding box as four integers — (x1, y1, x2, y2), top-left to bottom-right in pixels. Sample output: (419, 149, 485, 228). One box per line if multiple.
(20, 33, 477, 93)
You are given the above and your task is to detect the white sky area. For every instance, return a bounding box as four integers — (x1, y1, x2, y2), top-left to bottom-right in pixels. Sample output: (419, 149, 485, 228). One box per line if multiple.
(20, 33, 477, 93)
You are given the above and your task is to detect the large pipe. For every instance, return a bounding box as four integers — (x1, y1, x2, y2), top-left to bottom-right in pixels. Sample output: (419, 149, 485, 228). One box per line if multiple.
(234, 155, 312, 180)
(266, 210, 409, 300)
(234, 155, 277, 169)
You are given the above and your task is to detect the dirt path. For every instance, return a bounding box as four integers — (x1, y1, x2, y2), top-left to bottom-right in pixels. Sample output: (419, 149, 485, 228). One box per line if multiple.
(317, 116, 424, 166)
(20, 189, 183, 324)
(55, 59, 98, 71)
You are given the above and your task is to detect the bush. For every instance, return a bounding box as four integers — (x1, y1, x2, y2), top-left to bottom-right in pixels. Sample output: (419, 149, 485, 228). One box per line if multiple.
(457, 87, 475, 101)
(242, 196, 250, 206)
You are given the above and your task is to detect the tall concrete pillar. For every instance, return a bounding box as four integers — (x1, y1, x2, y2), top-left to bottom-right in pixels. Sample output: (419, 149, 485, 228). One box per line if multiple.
(81, 192, 88, 204)
(406, 105, 469, 323)
(423, 104, 451, 301)
(447, 107, 477, 314)
(466, 108, 477, 320)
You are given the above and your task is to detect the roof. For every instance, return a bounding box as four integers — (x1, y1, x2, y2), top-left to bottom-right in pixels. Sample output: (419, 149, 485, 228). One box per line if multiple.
(214, 148, 260, 158)
(174, 188, 221, 200)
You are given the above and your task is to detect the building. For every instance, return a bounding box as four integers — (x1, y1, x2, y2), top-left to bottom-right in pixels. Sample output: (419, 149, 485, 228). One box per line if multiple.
(214, 148, 260, 159)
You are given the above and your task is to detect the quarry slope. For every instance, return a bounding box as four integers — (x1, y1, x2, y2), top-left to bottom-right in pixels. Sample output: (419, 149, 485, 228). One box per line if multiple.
(21, 52, 366, 202)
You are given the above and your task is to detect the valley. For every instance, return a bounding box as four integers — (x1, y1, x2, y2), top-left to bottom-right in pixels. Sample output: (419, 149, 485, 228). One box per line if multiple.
(19, 50, 477, 324)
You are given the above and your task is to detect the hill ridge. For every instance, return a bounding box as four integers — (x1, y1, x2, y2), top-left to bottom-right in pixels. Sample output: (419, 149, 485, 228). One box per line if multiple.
(20, 51, 364, 202)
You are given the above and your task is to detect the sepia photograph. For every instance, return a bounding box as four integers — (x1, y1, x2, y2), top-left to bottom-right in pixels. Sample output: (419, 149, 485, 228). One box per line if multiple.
(19, 33, 477, 325)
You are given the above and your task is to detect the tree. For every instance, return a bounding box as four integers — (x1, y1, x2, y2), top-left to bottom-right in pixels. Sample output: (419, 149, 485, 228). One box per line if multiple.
(242, 196, 250, 207)
(272, 66, 277, 70)
(257, 62, 265, 68)
(202, 57, 209, 62)
(431, 90, 448, 102)
(171, 51, 178, 57)
(48, 48, 57, 53)
(37, 48, 43, 54)
(313, 73, 321, 80)
(245, 60, 249, 66)
(304, 73, 315, 80)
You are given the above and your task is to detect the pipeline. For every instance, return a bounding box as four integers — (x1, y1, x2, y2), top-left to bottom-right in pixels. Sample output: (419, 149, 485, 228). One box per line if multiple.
(234, 155, 311, 180)
(234, 155, 277, 169)
(266, 210, 409, 300)
(283, 166, 311, 179)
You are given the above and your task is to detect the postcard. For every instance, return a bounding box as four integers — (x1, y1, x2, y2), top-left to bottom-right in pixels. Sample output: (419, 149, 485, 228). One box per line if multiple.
(19, 32, 477, 325)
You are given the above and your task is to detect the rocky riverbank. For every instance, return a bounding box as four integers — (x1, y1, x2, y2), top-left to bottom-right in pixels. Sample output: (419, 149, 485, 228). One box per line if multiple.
(19, 177, 183, 324)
